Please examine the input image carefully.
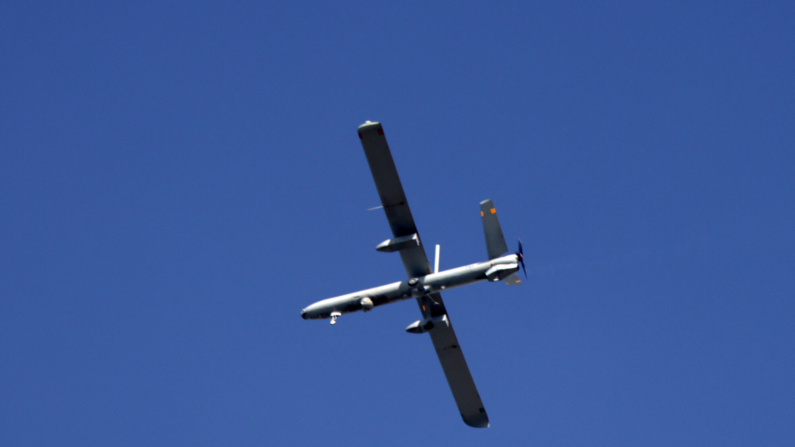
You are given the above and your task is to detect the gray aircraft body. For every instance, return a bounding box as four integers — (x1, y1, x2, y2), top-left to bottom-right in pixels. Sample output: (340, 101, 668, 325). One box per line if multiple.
(301, 122, 525, 428)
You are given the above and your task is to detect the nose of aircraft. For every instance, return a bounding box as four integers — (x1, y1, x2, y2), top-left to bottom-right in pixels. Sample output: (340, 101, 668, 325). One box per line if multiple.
(301, 309, 307, 319)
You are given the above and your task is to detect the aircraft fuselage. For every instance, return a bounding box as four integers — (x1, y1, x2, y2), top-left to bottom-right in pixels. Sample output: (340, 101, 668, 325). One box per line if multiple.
(301, 254, 520, 320)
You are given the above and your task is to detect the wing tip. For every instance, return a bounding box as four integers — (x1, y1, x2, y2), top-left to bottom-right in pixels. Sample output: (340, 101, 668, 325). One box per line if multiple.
(463, 413, 490, 428)
(357, 121, 382, 131)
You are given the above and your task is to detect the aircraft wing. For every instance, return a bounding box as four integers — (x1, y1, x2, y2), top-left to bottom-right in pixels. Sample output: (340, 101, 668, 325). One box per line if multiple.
(358, 122, 489, 428)
(424, 292, 490, 428)
(358, 121, 431, 278)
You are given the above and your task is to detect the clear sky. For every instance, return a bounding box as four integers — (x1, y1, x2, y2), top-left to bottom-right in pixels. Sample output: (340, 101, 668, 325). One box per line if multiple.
(1, 1, 793, 445)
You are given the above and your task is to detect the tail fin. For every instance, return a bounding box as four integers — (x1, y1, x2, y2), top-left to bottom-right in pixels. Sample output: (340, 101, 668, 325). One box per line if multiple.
(480, 199, 509, 260)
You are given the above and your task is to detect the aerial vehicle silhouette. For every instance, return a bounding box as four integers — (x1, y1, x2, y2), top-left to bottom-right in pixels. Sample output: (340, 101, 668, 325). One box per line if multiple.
(302, 122, 525, 428)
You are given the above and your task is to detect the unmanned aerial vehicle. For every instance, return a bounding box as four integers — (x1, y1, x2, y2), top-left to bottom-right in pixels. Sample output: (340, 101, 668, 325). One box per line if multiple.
(301, 122, 525, 428)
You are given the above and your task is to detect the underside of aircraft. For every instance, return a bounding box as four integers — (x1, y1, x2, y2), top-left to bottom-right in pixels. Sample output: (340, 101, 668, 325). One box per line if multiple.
(301, 122, 525, 428)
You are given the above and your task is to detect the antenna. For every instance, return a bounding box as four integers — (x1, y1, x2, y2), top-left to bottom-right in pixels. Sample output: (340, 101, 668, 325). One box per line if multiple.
(434, 244, 440, 273)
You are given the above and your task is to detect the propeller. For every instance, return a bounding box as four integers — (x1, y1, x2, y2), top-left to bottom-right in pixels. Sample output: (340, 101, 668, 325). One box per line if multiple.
(516, 239, 527, 279)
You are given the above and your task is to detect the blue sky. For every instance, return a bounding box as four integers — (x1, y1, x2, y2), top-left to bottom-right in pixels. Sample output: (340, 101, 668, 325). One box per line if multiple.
(1, 1, 793, 445)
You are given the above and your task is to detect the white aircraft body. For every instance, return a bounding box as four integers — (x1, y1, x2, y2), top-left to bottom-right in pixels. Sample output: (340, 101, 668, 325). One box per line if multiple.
(301, 122, 525, 428)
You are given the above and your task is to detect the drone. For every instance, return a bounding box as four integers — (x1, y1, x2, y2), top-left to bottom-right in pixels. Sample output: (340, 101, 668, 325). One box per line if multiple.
(301, 122, 525, 428)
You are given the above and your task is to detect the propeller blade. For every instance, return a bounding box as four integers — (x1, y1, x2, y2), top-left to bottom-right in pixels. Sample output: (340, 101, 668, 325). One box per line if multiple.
(516, 239, 527, 279)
